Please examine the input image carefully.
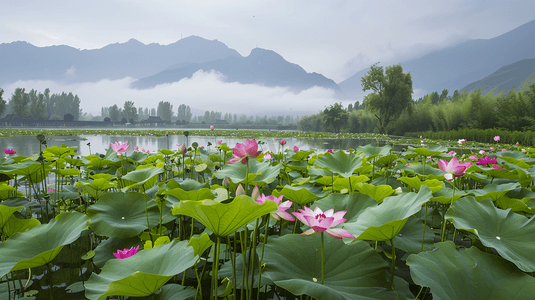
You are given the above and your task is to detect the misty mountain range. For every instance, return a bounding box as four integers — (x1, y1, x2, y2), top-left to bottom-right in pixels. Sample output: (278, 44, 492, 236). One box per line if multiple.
(1, 18, 535, 99)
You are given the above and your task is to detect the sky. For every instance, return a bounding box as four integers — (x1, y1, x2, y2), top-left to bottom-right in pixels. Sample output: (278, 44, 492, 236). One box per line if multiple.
(1, 0, 534, 116)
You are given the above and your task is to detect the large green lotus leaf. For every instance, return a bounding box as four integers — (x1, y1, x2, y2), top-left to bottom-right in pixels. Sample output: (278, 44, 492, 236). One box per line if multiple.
(308, 166, 334, 177)
(344, 186, 432, 241)
(172, 195, 276, 237)
(0, 204, 23, 228)
(496, 150, 535, 167)
(272, 184, 325, 206)
(313, 150, 363, 178)
(84, 239, 197, 300)
(215, 159, 281, 185)
(332, 175, 369, 192)
(312, 193, 377, 223)
(407, 242, 535, 300)
(1, 160, 45, 177)
(407, 145, 448, 157)
(465, 182, 520, 202)
(356, 144, 392, 159)
(284, 160, 310, 172)
(466, 165, 518, 180)
(1, 215, 41, 237)
(93, 236, 143, 268)
(0, 183, 21, 200)
(0, 211, 89, 278)
(445, 197, 535, 272)
(262, 234, 399, 300)
(397, 177, 443, 193)
(121, 166, 164, 190)
(354, 183, 395, 204)
(126, 151, 149, 164)
(43, 145, 77, 157)
(87, 192, 160, 238)
(495, 196, 532, 213)
(393, 164, 444, 177)
(163, 188, 214, 206)
(374, 154, 399, 167)
(291, 150, 315, 161)
(431, 188, 467, 205)
(84, 178, 117, 191)
(393, 216, 434, 253)
(166, 178, 210, 191)
(55, 168, 81, 177)
(154, 284, 196, 300)
(86, 157, 112, 170)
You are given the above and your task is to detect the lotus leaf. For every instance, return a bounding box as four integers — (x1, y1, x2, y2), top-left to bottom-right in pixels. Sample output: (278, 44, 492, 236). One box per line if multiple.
(1, 215, 41, 237)
(312, 193, 376, 223)
(344, 186, 432, 241)
(154, 284, 196, 300)
(445, 197, 535, 272)
(0, 211, 89, 278)
(215, 159, 281, 185)
(87, 192, 160, 238)
(397, 177, 443, 193)
(262, 233, 399, 300)
(313, 150, 363, 178)
(84, 239, 197, 300)
(407, 242, 535, 300)
(93, 236, 143, 268)
(393, 216, 434, 253)
(0, 204, 23, 228)
(172, 195, 277, 237)
(43, 146, 77, 157)
(465, 182, 520, 202)
(332, 175, 369, 193)
(188, 233, 214, 257)
(272, 184, 325, 205)
(356, 144, 392, 158)
(354, 183, 396, 204)
(431, 187, 467, 205)
(407, 145, 448, 157)
(120, 166, 164, 191)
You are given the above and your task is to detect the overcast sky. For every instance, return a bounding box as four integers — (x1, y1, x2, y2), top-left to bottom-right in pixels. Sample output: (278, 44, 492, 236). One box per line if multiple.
(1, 0, 534, 116)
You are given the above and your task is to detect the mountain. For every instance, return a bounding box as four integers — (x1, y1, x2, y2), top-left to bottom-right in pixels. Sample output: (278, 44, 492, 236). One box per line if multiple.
(132, 48, 341, 92)
(339, 18, 535, 99)
(460, 58, 535, 95)
(0, 36, 242, 85)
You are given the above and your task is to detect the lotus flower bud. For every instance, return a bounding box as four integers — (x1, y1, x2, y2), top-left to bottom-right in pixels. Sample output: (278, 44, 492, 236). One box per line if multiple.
(293, 146, 299, 153)
(251, 185, 260, 200)
(222, 176, 230, 188)
(236, 184, 245, 196)
(181, 143, 186, 152)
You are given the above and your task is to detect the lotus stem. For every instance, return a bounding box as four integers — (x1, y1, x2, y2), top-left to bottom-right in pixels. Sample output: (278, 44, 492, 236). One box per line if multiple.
(248, 219, 260, 299)
(194, 266, 202, 299)
(257, 216, 269, 299)
(230, 235, 237, 297)
(421, 202, 428, 252)
(320, 232, 325, 285)
(46, 263, 54, 300)
(241, 230, 247, 300)
(390, 238, 396, 289)
(213, 236, 221, 300)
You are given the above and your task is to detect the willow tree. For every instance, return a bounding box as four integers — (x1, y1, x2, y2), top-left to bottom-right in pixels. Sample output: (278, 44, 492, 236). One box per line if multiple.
(361, 63, 413, 134)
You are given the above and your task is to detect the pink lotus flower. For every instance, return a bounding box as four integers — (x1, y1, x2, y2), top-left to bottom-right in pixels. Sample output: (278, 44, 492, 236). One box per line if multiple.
(4, 149, 16, 155)
(448, 151, 456, 156)
(217, 140, 222, 145)
(113, 246, 139, 259)
(293, 206, 355, 239)
(293, 146, 299, 153)
(133, 146, 139, 151)
(176, 143, 180, 148)
(280, 139, 287, 146)
(494, 136, 500, 142)
(257, 194, 295, 221)
(210, 125, 215, 131)
(165, 131, 168, 136)
(110, 142, 129, 154)
(457, 139, 467, 145)
(476, 156, 498, 166)
(181, 144, 186, 152)
(263, 153, 272, 161)
(427, 155, 434, 159)
(327, 149, 333, 153)
(522, 149, 527, 153)
(438, 157, 471, 181)
(227, 139, 262, 164)
(420, 140, 425, 146)
(492, 164, 505, 170)
(479, 150, 485, 155)
(469, 155, 477, 159)
(47, 187, 55, 193)
(516, 142, 520, 145)
(502, 149, 507, 152)
(490, 148, 495, 151)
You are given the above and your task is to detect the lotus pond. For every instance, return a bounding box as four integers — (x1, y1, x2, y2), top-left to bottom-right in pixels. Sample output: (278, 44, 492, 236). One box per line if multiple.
(1, 134, 535, 300)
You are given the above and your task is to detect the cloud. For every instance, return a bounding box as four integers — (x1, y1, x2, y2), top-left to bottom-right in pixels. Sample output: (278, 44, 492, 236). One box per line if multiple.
(3, 70, 340, 117)
(65, 66, 75, 76)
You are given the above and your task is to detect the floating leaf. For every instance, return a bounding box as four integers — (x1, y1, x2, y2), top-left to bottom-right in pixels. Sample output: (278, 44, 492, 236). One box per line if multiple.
(407, 242, 535, 300)
(313, 150, 363, 178)
(445, 197, 535, 272)
(262, 234, 398, 300)
(344, 186, 432, 241)
(172, 195, 276, 237)
(0, 212, 89, 278)
(84, 240, 197, 300)
(87, 192, 160, 238)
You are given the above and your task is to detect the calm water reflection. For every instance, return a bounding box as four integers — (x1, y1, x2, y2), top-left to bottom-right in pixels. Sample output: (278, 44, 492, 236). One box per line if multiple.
(1, 135, 394, 157)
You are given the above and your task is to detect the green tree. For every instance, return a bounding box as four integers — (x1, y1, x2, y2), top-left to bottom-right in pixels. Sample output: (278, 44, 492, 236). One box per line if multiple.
(177, 104, 192, 122)
(323, 102, 349, 133)
(361, 63, 413, 134)
(157, 101, 173, 121)
(123, 101, 138, 122)
(28, 89, 47, 120)
(109, 104, 122, 122)
(12, 88, 30, 119)
(0, 88, 6, 117)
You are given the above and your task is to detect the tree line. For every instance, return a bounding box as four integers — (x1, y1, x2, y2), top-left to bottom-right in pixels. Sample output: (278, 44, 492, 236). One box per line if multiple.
(299, 63, 535, 135)
(0, 88, 81, 121)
